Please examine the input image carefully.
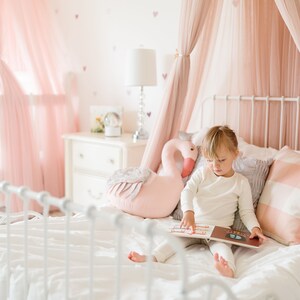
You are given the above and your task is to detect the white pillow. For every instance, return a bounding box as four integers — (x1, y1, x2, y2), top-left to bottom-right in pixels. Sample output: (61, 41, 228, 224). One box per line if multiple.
(238, 137, 278, 161)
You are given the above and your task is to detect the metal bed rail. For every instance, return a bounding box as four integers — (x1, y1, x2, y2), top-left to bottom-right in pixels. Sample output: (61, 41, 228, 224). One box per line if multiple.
(0, 181, 237, 300)
(201, 95, 300, 150)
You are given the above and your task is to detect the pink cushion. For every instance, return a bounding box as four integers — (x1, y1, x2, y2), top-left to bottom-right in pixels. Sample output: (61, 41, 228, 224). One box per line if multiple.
(256, 146, 300, 245)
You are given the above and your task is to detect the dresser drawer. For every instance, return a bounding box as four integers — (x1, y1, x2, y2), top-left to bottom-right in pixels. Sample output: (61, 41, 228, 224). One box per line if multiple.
(73, 141, 122, 173)
(73, 172, 109, 206)
(64, 133, 147, 205)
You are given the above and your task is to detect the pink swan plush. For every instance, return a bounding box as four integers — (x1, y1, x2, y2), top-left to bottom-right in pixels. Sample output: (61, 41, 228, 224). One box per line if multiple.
(106, 138, 198, 218)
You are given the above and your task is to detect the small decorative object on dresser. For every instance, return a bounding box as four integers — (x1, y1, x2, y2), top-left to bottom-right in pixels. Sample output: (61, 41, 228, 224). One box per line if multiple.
(90, 105, 123, 134)
(63, 133, 147, 207)
(104, 111, 122, 137)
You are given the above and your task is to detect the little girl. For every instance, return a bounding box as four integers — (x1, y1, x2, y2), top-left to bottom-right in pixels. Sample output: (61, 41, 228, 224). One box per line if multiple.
(128, 125, 266, 278)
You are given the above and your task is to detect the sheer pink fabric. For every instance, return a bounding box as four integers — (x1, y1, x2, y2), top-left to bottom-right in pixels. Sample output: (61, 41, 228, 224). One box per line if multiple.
(189, 0, 300, 147)
(0, 60, 44, 212)
(188, 0, 300, 149)
(143, 0, 300, 171)
(0, 0, 78, 211)
(275, 0, 300, 51)
(141, 0, 212, 171)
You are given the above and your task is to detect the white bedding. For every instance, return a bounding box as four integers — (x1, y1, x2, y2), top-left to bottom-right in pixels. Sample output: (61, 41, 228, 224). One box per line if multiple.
(1, 206, 300, 300)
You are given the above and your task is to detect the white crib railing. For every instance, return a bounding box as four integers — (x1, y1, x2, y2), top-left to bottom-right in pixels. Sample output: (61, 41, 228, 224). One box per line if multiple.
(0, 181, 238, 300)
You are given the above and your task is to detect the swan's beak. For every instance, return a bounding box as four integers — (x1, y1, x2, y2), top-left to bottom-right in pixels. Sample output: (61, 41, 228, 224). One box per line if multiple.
(181, 158, 195, 178)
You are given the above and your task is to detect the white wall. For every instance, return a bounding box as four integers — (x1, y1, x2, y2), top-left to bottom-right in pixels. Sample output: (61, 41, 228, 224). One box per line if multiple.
(49, 0, 181, 134)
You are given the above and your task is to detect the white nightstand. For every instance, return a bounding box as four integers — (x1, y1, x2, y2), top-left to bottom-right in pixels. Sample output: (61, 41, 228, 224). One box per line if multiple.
(63, 132, 147, 207)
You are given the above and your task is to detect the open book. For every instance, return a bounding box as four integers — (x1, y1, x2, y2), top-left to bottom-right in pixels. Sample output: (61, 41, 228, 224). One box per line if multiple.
(169, 223, 260, 249)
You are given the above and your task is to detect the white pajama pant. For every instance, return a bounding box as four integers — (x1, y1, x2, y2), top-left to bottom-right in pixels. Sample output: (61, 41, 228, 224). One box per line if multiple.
(153, 237, 235, 273)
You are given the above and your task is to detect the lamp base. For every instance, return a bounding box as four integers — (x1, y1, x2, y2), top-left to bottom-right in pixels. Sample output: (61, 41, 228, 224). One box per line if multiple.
(132, 128, 148, 140)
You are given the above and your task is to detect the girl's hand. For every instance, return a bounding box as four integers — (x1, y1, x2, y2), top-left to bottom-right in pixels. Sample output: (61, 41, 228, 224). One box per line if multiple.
(250, 227, 267, 244)
(180, 211, 196, 233)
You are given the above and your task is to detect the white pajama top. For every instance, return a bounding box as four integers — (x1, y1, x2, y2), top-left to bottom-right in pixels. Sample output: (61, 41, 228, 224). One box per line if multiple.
(180, 167, 260, 231)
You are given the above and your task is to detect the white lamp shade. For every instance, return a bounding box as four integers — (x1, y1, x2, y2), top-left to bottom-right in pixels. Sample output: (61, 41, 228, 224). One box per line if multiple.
(125, 48, 157, 86)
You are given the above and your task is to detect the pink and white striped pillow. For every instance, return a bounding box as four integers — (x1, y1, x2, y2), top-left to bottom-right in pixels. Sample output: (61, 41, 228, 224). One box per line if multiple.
(257, 146, 300, 245)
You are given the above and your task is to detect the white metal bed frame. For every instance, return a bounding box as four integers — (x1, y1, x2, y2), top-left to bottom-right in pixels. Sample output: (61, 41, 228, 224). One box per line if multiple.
(1, 94, 299, 299)
(201, 95, 300, 150)
(0, 181, 237, 300)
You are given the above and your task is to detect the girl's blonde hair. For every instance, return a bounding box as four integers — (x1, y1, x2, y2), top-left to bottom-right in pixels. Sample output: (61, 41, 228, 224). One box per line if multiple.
(201, 125, 238, 159)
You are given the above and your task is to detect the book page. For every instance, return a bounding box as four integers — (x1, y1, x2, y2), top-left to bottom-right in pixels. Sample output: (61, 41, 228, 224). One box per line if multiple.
(211, 226, 260, 248)
(169, 224, 215, 239)
(168, 223, 260, 248)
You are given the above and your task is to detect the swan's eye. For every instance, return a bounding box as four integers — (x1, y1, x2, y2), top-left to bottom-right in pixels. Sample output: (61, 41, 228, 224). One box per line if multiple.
(190, 147, 194, 151)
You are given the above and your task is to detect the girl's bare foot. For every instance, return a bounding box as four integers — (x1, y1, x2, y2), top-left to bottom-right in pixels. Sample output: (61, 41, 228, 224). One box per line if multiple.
(128, 251, 157, 263)
(214, 253, 234, 278)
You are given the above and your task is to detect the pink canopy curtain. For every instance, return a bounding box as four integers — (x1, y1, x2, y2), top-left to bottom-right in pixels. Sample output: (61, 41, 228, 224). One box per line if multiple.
(275, 0, 300, 51)
(187, 0, 300, 149)
(141, 0, 213, 171)
(142, 0, 299, 171)
(163, 0, 299, 150)
(274, 0, 300, 149)
(0, 0, 78, 211)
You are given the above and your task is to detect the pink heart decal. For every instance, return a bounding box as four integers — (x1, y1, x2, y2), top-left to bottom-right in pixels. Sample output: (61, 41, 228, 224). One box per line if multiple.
(147, 112, 151, 117)
(162, 73, 167, 80)
(82, 66, 87, 72)
(153, 11, 158, 18)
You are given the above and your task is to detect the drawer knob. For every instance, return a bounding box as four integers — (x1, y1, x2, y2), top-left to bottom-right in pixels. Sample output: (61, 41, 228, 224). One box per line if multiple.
(108, 158, 115, 165)
(79, 153, 84, 159)
(88, 189, 103, 200)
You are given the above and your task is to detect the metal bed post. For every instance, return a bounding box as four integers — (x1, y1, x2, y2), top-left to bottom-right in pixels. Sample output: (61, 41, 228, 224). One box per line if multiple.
(250, 95, 255, 144)
(19, 186, 30, 298)
(279, 96, 285, 149)
(87, 206, 96, 300)
(295, 97, 300, 150)
(114, 213, 124, 300)
(38, 192, 50, 300)
(62, 200, 72, 300)
(237, 95, 241, 136)
(145, 222, 155, 300)
(1, 182, 11, 299)
(264, 96, 269, 148)
(212, 95, 216, 125)
(225, 95, 229, 125)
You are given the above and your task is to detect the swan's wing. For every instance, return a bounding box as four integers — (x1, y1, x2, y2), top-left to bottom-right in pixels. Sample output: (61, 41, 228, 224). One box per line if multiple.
(106, 167, 152, 201)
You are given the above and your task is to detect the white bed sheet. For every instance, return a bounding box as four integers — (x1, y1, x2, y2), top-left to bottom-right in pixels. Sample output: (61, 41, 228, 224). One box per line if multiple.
(0, 206, 299, 300)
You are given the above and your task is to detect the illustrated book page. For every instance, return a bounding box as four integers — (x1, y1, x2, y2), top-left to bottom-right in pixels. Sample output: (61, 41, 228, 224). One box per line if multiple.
(169, 223, 260, 248)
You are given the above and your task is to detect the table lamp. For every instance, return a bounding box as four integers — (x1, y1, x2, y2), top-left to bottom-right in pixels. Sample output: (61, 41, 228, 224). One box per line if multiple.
(125, 48, 157, 140)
